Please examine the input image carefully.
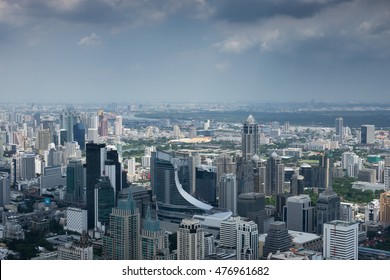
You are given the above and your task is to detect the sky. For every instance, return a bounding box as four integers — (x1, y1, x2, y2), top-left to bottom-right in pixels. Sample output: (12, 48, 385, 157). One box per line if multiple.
(0, 0, 390, 104)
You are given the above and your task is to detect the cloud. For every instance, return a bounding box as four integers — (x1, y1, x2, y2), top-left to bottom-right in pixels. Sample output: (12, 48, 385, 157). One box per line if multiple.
(212, 0, 390, 57)
(214, 60, 231, 71)
(77, 33, 101, 46)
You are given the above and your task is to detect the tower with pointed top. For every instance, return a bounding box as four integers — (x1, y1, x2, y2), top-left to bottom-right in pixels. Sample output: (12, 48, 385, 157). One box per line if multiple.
(103, 190, 140, 260)
(140, 205, 169, 260)
(242, 115, 260, 161)
(316, 154, 340, 235)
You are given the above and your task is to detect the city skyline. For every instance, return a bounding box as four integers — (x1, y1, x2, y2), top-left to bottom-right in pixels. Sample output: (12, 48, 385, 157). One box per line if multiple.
(1, 0, 390, 103)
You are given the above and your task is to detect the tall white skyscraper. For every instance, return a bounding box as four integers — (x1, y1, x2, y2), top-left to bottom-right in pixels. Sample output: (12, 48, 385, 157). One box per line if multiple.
(323, 220, 358, 260)
(177, 219, 204, 260)
(127, 158, 136, 176)
(335, 117, 344, 143)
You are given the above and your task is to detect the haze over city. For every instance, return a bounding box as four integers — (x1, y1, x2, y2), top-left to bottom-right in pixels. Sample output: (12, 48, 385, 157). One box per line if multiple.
(1, 0, 390, 103)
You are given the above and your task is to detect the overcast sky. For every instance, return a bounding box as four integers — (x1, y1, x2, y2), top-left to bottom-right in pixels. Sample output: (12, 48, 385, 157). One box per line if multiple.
(1, 0, 389, 103)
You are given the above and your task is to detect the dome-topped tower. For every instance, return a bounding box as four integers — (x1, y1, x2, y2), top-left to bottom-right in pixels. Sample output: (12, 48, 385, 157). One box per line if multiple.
(242, 115, 260, 161)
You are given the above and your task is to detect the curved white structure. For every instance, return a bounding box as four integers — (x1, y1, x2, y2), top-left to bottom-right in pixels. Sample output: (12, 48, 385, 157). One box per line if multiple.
(172, 158, 213, 211)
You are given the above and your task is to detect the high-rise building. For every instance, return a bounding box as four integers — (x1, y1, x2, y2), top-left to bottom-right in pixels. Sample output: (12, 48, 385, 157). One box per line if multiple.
(65, 159, 84, 203)
(86, 142, 106, 229)
(177, 218, 204, 260)
(284, 195, 315, 233)
(323, 220, 358, 260)
(236, 158, 255, 194)
(384, 158, 390, 192)
(114, 116, 123, 136)
(195, 165, 217, 204)
(342, 152, 362, 178)
(266, 152, 284, 195)
(262, 221, 291, 258)
(37, 129, 51, 152)
(215, 153, 236, 184)
(94, 176, 115, 229)
(219, 173, 237, 214)
(73, 122, 86, 151)
(219, 216, 239, 250)
(290, 173, 304, 196)
(0, 172, 10, 207)
(237, 219, 259, 260)
(361, 124, 375, 144)
(140, 206, 169, 260)
(21, 153, 36, 180)
(335, 117, 344, 143)
(66, 207, 88, 234)
(237, 192, 266, 234)
(103, 192, 140, 260)
(316, 156, 340, 235)
(242, 115, 260, 161)
(379, 192, 390, 226)
(127, 158, 136, 176)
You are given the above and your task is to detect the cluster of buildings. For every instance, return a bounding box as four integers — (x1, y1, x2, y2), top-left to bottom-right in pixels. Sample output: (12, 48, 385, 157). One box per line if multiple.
(0, 105, 389, 260)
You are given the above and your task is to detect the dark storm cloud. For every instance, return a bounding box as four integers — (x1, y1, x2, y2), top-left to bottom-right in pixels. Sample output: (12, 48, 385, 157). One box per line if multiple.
(209, 0, 352, 23)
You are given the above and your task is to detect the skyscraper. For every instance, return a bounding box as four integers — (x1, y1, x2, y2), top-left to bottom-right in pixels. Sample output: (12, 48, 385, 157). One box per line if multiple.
(0, 172, 10, 207)
(266, 152, 285, 195)
(103, 191, 140, 260)
(195, 165, 217, 204)
(73, 122, 86, 151)
(361, 124, 375, 144)
(236, 158, 255, 195)
(335, 117, 344, 143)
(284, 195, 315, 233)
(94, 176, 115, 229)
(323, 220, 358, 260)
(219, 173, 237, 214)
(177, 218, 204, 260)
(237, 219, 259, 260)
(316, 157, 340, 235)
(140, 206, 169, 260)
(86, 142, 106, 229)
(237, 192, 266, 234)
(263, 221, 291, 258)
(37, 129, 51, 152)
(242, 115, 260, 161)
(66, 159, 84, 203)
